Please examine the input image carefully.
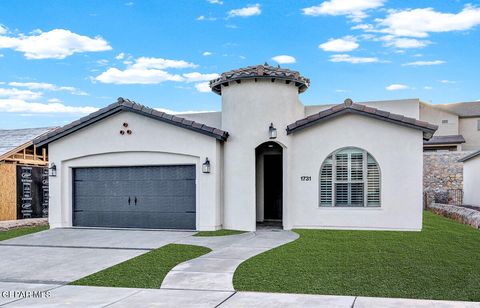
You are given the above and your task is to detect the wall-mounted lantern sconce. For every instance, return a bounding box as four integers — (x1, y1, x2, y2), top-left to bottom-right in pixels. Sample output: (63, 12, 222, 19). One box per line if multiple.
(202, 157, 211, 174)
(49, 163, 57, 177)
(269, 123, 277, 139)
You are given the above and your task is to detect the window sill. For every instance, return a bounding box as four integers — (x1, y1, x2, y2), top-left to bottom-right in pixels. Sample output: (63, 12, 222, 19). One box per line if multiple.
(318, 206, 382, 210)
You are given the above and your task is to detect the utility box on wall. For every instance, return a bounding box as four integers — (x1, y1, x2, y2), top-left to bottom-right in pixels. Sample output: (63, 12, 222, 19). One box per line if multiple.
(16, 165, 49, 219)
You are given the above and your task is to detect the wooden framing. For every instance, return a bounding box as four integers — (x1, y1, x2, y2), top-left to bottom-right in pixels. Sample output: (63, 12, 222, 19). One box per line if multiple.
(0, 142, 48, 166)
(0, 141, 48, 221)
(0, 164, 17, 220)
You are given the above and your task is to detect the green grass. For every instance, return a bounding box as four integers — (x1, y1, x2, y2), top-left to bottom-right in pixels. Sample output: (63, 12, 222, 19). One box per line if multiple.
(194, 229, 247, 237)
(0, 225, 48, 241)
(233, 212, 480, 301)
(70, 244, 210, 288)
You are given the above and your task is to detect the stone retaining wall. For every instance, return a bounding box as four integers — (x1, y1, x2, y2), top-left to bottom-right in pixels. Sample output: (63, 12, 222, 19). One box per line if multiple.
(423, 151, 471, 192)
(0, 218, 48, 231)
(428, 203, 480, 229)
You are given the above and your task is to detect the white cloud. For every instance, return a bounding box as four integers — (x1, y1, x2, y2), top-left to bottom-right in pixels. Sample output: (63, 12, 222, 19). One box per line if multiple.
(335, 89, 349, 93)
(0, 98, 98, 113)
(196, 15, 218, 21)
(0, 29, 111, 59)
(8, 82, 87, 95)
(0, 25, 6, 35)
(319, 36, 359, 52)
(351, 24, 373, 30)
(97, 59, 109, 66)
(131, 57, 197, 70)
(0, 88, 42, 100)
(424, 86, 433, 90)
(95, 57, 217, 89)
(378, 5, 480, 38)
(228, 4, 261, 18)
(402, 60, 445, 66)
(95, 68, 184, 84)
(48, 98, 62, 103)
(202, 51, 213, 56)
(182, 72, 219, 82)
(271, 55, 296, 64)
(440, 79, 457, 84)
(302, 0, 385, 21)
(386, 84, 409, 91)
(329, 54, 379, 64)
(195, 82, 211, 93)
(381, 36, 430, 49)
(207, 0, 222, 4)
(115, 52, 125, 60)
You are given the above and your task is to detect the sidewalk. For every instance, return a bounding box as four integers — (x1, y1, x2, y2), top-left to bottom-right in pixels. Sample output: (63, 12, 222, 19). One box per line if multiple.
(0, 282, 478, 307)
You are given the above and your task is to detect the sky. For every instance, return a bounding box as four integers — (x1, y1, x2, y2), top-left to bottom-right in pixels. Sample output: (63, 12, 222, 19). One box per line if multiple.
(0, 0, 479, 129)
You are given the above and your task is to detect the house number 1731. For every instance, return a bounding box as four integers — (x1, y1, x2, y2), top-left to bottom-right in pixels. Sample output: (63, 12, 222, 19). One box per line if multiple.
(300, 176, 311, 181)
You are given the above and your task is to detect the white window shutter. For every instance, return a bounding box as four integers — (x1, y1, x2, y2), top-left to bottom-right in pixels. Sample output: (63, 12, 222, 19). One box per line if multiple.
(320, 148, 381, 208)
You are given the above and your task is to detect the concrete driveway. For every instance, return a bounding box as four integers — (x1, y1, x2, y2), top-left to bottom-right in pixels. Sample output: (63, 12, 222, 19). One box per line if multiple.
(0, 228, 194, 284)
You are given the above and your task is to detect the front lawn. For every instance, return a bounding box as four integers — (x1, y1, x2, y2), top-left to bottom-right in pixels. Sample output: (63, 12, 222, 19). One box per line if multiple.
(194, 229, 246, 237)
(0, 225, 48, 241)
(233, 212, 480, 301)
(70, 244, 210, 288)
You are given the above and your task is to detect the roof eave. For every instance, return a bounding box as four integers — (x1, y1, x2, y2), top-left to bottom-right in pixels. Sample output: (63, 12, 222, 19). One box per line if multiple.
(34, 104, 229, 147)
(286, 106, 438, 140)
(458, 150, 480, 163)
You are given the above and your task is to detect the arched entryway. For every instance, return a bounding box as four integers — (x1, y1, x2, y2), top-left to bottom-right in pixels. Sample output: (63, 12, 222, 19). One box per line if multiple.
(255, 141, 283, 228)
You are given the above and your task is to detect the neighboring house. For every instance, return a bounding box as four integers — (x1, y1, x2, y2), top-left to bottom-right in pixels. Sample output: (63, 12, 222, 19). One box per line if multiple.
(459, 150, 480, 206)
(35, 64, 437, 232)
(420, 101, 480, 151)
(0, 127, 54, 221)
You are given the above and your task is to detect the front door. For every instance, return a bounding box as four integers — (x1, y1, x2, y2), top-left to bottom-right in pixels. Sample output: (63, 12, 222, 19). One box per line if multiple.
(263, 154, 282, 220)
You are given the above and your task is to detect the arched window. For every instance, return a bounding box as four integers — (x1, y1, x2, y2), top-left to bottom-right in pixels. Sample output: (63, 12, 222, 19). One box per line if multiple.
(320, 147, 380, 207)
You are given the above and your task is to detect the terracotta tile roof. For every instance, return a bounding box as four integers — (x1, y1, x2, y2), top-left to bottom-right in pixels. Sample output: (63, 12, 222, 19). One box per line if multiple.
(209, 64, 310, 95)
(424, 135, 466, 145)
(34, 98, 229, 146)
(287, 99, 438, 140)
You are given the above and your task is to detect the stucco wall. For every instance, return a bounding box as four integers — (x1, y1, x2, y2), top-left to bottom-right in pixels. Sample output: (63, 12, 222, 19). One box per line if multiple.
(305, 99, 420, 120)
(459, 117, 480, 151)
(287, 113, 424, 231)
(419, 103, 459, 136)
(48, 111, 223, 230)
(464, 157, 480, 206)
(220, 79, 304, 231)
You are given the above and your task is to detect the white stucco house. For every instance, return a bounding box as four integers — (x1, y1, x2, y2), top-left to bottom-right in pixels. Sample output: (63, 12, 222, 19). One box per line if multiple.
(35, 64, 438, 232)
(459, 150, 480, 206)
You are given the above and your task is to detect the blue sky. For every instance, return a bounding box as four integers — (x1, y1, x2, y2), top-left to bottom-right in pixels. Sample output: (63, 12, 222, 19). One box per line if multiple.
(0, 0, 479, 128)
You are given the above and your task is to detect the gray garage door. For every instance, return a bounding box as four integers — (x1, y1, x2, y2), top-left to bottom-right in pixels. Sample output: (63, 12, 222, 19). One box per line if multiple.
(73, 165, 196, 229)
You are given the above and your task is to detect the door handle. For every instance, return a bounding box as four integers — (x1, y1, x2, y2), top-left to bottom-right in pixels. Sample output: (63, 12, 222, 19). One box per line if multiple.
(128, 197, 131, 205)
(134, 196, 137, 205)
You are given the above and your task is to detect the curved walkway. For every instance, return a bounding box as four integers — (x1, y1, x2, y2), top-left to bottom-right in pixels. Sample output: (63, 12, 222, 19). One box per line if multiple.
(161, 230, 299, 291)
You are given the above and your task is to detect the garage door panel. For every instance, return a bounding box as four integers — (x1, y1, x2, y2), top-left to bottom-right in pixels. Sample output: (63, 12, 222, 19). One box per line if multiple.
(149, 180, 195, 196)
(74, 196, 134, 211)
(74, 211, 196, 229)
(136, 196, 196, 212)
(74, 196, 195, 213)
(73, 165, 196, 229)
